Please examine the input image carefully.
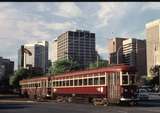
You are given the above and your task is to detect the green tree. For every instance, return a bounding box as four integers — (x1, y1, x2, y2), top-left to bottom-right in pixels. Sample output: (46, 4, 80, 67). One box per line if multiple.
(89, 59, 108, 69)
(48, 59, 80, 75)
(9, 68, 29, 88)
(10, 68, 44, 88)
(149, 65, 160, 86)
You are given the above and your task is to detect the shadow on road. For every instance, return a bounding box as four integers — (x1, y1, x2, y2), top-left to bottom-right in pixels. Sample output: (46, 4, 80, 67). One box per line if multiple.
(0, 103, 31, 110)
(135, 100, 160, 107)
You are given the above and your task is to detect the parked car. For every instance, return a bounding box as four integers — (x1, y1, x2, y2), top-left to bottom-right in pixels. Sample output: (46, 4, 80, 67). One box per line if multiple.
(137, 88, 149, 100)
(140, 85, 153, 92)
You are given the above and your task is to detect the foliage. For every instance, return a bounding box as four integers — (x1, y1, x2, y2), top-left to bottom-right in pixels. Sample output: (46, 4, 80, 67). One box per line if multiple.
(89, 59, 108, 69)
(10, 68, 44, 88)
(149, 65, 160, 86)
(48, 59, 80, 75)
(9, 68, 29, 88)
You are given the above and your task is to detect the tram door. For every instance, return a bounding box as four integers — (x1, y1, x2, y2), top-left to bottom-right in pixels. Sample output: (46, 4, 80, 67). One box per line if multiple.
(107, 72, 121, 103)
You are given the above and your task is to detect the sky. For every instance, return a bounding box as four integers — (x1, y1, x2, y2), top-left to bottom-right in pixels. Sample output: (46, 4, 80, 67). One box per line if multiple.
(0, 2, 160, 70)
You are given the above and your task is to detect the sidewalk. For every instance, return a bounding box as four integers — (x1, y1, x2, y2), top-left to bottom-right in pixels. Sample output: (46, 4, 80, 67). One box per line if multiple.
(0, 94, 35, 103)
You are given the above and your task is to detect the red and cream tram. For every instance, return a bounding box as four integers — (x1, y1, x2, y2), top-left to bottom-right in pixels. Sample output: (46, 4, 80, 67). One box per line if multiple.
(20, 76, 51, 100)
(20, 64, 137, 105)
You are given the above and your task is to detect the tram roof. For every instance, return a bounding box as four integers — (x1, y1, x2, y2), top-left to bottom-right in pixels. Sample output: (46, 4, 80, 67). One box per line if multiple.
(50, 64, 136, 79)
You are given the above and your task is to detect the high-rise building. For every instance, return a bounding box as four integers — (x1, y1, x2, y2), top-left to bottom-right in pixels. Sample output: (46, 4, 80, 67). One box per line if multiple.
(18, 45, 24, 69)
(18, 41, 49, 73)
(146, 19, 160, 77)
(0, 57, 14, 87)
(107, 37, 126, 64)
(54, 30, 96, 68)
(108, 37, 147, 78)
(122, 38, 147, 77)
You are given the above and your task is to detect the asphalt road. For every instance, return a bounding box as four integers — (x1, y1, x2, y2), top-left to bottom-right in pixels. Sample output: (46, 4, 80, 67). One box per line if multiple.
(1, 94, 160, 113)
(1, 100, 160, 113)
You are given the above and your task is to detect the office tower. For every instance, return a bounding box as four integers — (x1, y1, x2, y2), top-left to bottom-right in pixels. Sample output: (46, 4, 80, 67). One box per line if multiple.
(123, 38, 147, 77)
(0, 57, 14, 86)
(146, 19, 160, 77)
(19, 41, 48, 73)
(107, 37, 126, 64)
(55, 30, 96, 68)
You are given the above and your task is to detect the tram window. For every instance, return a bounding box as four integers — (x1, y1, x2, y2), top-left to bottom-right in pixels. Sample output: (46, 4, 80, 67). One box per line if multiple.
(63, 81, 66, 86)
(79, 79, 82, 86)
(83, 79, 87, 85)
(70, 80, 73, 86)
(59, 81, 62, 86)
(44, 82, 45, 87)
(52, 81, 55, 87)
(94, 78, 99, 85)
(122, 75, 128, 85)
(66, 80, 69, 86)
(74, 80, 78, 86)
(88, 78, 93, 85)
(100, 77, 105, 85)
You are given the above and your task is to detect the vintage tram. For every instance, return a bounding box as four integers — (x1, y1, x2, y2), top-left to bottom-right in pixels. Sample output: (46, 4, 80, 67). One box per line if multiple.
(20, 76, 51, 100)
(20, 64, 138, 105)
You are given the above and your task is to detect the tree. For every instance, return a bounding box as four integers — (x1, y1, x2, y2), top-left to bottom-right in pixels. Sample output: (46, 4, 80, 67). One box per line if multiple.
(89, 59, 108, 69)
(48, 59, 80, 75)
(10, 67, 44, 88)
(10, 68, 29, 88)
(149, 65, 160, 86)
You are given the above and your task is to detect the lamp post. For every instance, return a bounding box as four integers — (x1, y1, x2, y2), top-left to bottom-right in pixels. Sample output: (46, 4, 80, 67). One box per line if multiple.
(96, 54, 99, 67)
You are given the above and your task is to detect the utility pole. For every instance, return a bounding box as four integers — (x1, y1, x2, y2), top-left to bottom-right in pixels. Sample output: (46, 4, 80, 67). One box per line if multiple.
(96, 55, 99, 68)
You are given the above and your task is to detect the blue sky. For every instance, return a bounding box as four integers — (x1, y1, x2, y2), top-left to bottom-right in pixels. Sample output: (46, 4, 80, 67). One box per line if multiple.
(0, 2, 160, 69)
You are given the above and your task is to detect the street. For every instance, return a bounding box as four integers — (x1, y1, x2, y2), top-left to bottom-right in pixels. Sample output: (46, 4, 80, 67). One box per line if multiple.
(1, 98, 160, 113)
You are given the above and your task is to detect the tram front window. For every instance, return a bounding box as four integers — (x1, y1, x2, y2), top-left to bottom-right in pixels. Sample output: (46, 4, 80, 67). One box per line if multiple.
(122, 75, 128, 85)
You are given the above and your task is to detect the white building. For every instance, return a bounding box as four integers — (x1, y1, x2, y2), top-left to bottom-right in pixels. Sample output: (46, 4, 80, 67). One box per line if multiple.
(146, 19, 160, 77)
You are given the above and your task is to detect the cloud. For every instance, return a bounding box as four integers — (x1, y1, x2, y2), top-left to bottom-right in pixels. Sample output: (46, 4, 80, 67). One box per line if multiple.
(45, 21, 75, 30)
(96, 45, 108, 60)
(54, 2, 82, 18)
(96, 45, 107, 55)
(96, 2, 128, 28)
(141, 2, 160, 11)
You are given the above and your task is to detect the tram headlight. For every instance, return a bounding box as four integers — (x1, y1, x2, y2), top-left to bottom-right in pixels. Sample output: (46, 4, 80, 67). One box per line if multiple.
(124, 89, 128, 92)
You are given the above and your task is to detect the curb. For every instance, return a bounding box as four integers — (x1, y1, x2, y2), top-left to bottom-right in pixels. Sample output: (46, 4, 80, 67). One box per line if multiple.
(0, 100, 35, 103)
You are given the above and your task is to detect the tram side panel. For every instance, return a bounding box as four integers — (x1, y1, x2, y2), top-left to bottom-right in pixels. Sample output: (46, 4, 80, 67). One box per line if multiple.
(52, 86, 107, 98)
